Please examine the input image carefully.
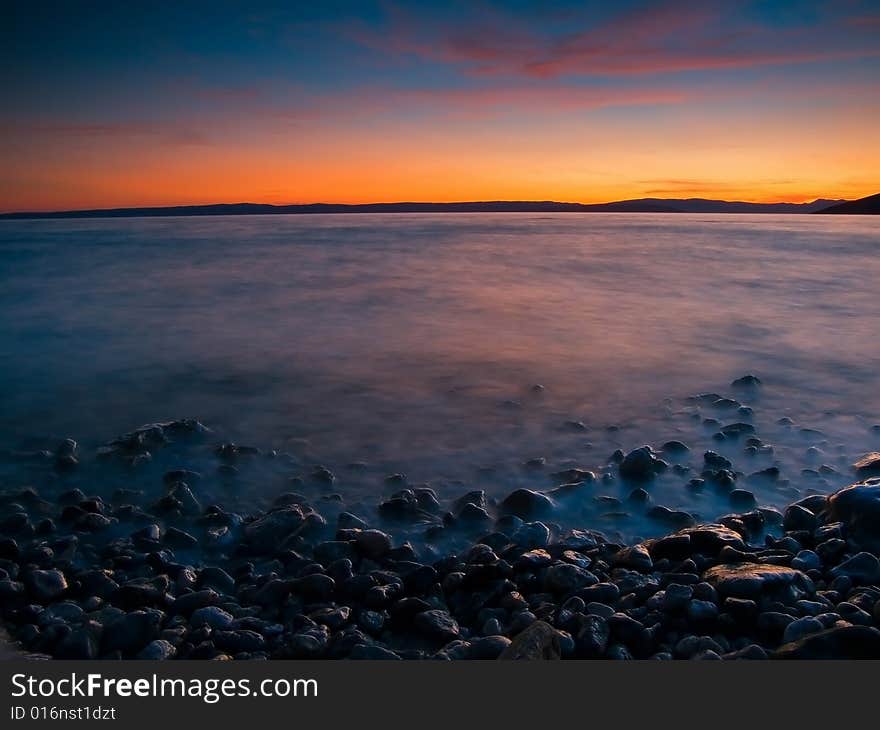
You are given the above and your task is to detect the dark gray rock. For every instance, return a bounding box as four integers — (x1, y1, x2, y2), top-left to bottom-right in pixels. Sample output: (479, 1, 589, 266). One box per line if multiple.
(612, 544, 653, 571)
(243, 506, 305, 552)
(773, 625, 880, 659)
(825, 482, 880, 551)
(214, 629, 266, 653)
(498, 620, 561, 660)
(136, 639, 177, 660)
(619, 446, 667, 481)
(413, 610, 460, 641)
(703, 563, 810, 599)
(543, 563, 598, 593)
(830, 552, 879, 583)
(190, 606, 233, 629)
(25, 569, 68, 602)
(102, 611, 160, 654)
(499, 489, 555, 520)
(853, 453, 880, 478)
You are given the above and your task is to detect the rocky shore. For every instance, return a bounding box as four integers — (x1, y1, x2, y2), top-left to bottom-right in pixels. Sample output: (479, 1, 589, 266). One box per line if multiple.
(2, 401, 880, 660)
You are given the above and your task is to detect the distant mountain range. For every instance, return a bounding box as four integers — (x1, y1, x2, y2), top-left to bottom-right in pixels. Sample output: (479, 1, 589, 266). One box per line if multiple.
(2, 195, 877, 220)
(813, 192, 880, 215)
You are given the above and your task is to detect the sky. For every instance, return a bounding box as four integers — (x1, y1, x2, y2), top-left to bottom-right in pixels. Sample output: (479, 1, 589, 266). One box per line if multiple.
(2, 0, 879, 211)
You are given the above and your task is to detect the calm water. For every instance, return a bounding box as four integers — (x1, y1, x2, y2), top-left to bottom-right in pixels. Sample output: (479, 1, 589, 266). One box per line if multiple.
(1, 213, 879, 540)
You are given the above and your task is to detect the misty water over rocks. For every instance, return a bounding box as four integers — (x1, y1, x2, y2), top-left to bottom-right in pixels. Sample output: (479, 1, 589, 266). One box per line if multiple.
(1, 213, 880, 659)
(1, 213, 879, 541)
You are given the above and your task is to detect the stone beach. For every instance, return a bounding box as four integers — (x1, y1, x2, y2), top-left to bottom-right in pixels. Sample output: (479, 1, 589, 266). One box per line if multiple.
(2, 377, 880, 660)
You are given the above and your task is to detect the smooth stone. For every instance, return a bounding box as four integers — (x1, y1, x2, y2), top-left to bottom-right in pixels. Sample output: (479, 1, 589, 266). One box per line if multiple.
(543, 563, 598, 593)
(825, 481, 880, 547)
(782, 616, 824, 644)
(25, 570, 68, 602)
(190, 606, 234, 629)
(702, 563, 810, 598)
(791, 550, 821, 572)
(498, 620, 561, 660)
(499, 489, 555, 520)
(102, 611, 160, 654)
(773, 625, 880, 659)
(829, 552, 879, 583)
(468, 635, 511, 659)
(136, 639, 177, 660)
(731, 374, 761, 389)
(783, 504, 817, 532)
(413, 610, 460, 641)
(612, 544, 653, 571)
(243, 506, 305, 552)
(214, 629, 266, 653)
(853, 453, 880, 478)
(618, 446, 667, 482)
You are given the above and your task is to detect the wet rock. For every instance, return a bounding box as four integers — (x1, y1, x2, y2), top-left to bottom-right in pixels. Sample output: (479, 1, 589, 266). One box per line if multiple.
(198, 567, 235, 594)
(729, 489, 756, 509)
(661, 583, 693, 612)
(511, 521, 551, 549)
(102, 611, 160, 654)
(613, 544, 653, 571)
(783, 504, 817, 532)
(773, 625, 880, 659)
(543, 563, 598, 593)
(721, 422, 755, 438)
(731, 374, 762, 389)
(618, 446, 667, 482)
(499, 489, 555, 520)
(551, 468, 596, 484)
(243, 506, 305, 553)
(825, 482, 880, 551)
(608, 613, 652, 657)
(24, 569, 67, 603)
(687, 600, 719, 623)
(190, 606, 234, 630)
(413, 610, 459, 641)
(704, 451, 732, 470)
(55, 626, 99, 659)
(782, 616, 823, 644)
(647, 506, 695, 529)
(137, 640, 177, 660)
(854, 453, 880, 478)
(791, 550, 821, 572)
(164, 527, 198, 549)
(170, 589, 219, 616)
(214, 630, 266, 653)
(703, 563, 810, 599)
(468, 635, 511, 659)
(295, 574, 336, 602)
(350, 529, 392, 560)
(498, 620, 560, 660)
(646, 524, 745, 561)
(662, 440, 690, 454)
(829, 552, 879, 583)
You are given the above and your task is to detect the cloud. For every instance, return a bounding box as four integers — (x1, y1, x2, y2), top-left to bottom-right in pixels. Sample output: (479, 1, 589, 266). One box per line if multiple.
(2, 120, 212, 146)
(350, 1, 880, 78)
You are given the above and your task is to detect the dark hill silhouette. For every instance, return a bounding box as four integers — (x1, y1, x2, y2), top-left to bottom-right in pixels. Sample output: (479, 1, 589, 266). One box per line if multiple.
(0, 197, 849, 220)
(814, 193, 880, 214)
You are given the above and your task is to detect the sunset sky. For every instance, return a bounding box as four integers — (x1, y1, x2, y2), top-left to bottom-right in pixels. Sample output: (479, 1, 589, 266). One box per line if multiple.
(2, 0, 879, 211)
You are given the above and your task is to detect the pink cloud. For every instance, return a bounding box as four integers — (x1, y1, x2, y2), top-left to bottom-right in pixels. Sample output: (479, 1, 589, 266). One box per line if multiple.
(349, 2, 880, 78)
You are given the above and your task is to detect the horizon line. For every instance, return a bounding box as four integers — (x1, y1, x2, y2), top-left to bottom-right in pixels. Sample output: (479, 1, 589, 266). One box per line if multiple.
(0, 194, 853, 218)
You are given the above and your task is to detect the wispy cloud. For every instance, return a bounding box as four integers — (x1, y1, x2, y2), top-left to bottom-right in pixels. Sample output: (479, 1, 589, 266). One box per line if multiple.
(349, 1, 880, 78)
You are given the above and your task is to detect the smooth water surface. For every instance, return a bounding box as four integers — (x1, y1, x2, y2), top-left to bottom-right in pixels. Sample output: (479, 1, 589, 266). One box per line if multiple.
(1, 213, 878, 539)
